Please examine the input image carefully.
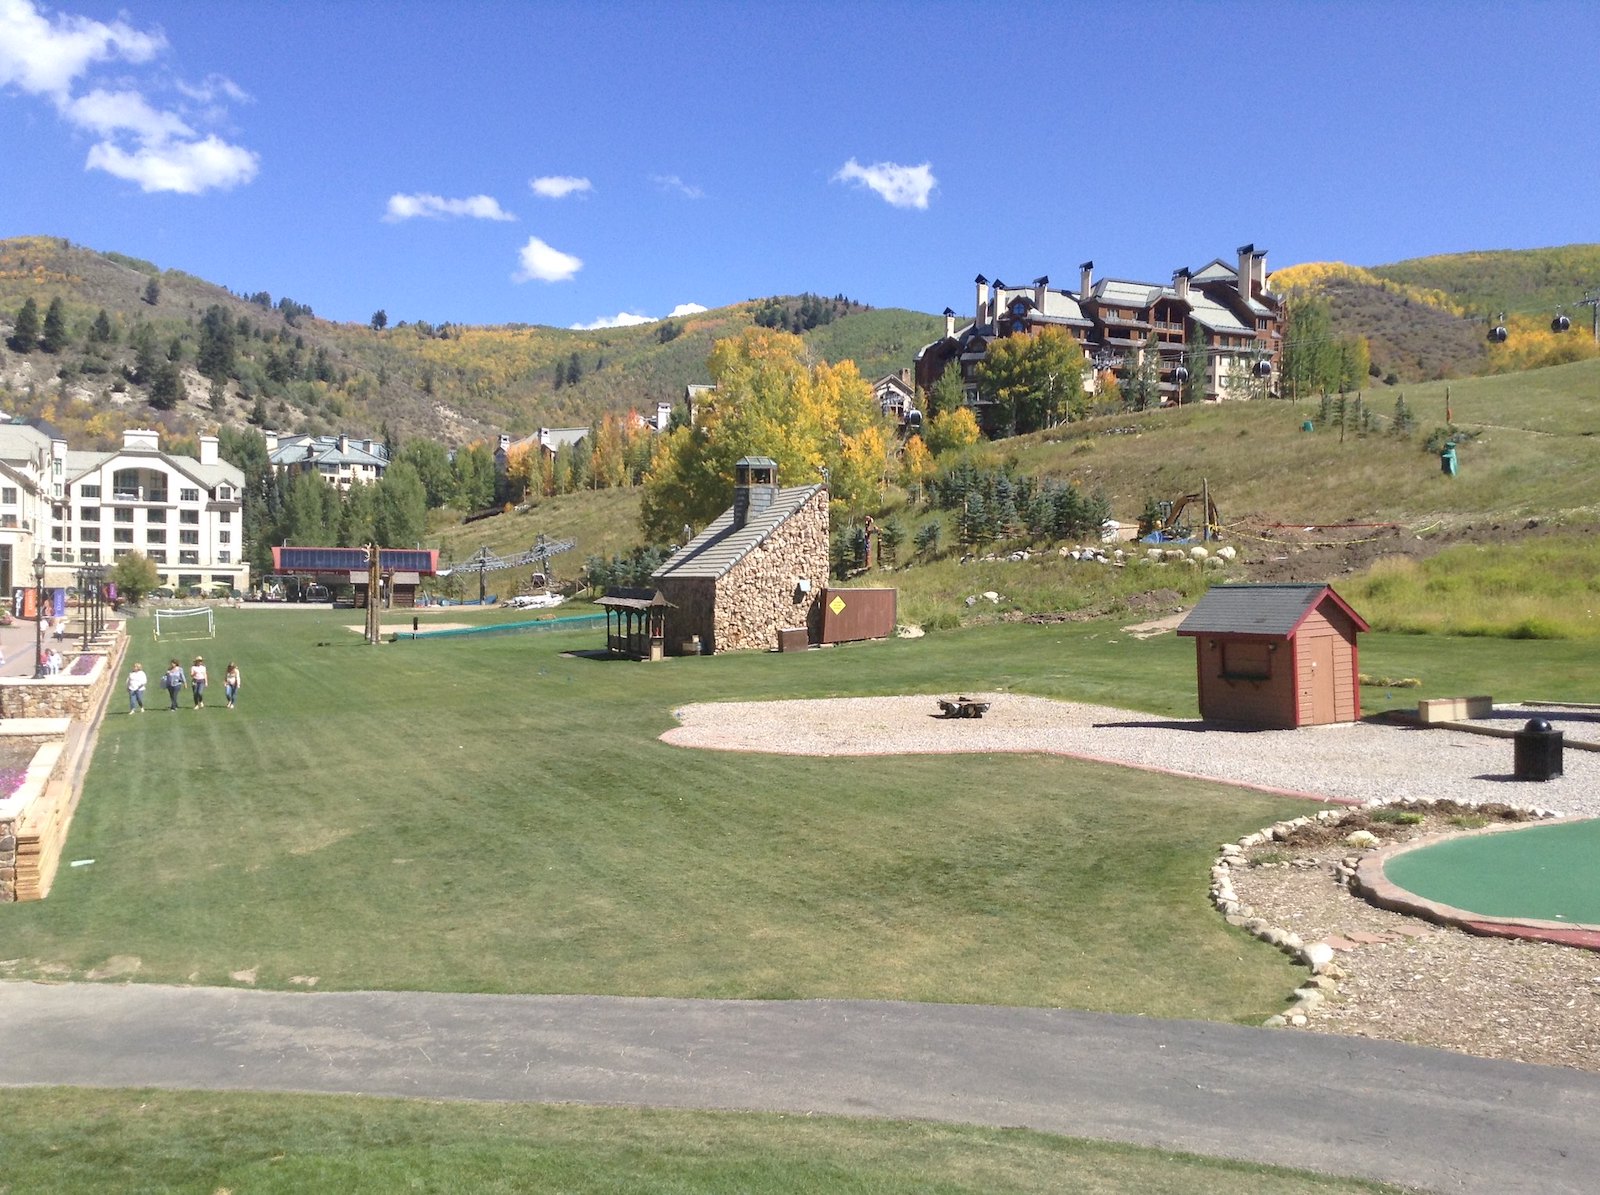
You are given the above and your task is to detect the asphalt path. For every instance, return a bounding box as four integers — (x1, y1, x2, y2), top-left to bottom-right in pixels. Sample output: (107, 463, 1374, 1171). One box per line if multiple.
(4, 983, 1599, 1193)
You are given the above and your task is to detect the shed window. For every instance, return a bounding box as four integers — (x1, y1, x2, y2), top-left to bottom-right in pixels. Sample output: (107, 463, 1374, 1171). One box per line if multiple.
(1221, 641, 1272, 680)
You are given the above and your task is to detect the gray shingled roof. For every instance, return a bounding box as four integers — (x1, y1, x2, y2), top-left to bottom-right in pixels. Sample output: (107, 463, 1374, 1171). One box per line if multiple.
(652, 484, 824, 582)
(1176, 583, 1368, 638)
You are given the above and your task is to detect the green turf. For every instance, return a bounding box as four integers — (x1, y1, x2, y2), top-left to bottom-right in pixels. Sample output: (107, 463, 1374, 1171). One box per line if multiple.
(0, 1089, 1414, 1194)
(1384, 817, 1600, 924)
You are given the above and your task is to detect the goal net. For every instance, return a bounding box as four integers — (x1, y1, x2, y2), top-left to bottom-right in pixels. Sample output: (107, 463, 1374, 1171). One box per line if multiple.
(153, 606, 215, 641)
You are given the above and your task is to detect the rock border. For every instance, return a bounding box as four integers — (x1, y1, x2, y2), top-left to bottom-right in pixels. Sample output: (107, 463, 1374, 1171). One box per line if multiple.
(1209, 797, 1558, 1028)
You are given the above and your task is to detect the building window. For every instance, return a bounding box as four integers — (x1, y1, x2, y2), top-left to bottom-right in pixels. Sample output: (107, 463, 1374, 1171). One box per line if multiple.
(179, 530, 199, 545)
(219, 510, 231, 524)
(211, 574, 232, 585)
(179, 551, 199, 566)
(180, 510, 199, 525)
(218, 530, 230, 544)
(180, 487, 200, 502)
(1220, 641, 1272, 681)
(114, 528, 134, 544)
(51, 526, 63, 541)
(218, 485, 232, 499)
(81, 484, 99, 498)
(148, 550, 166, 564)
(114, 548, 130, 559)
(218, 551, 231, 564)
(80, 528, 99, 543)
(113, 468, 141, 500)
(0, 487, 14, 504)
(147, 509, 166, 524)
(114, 508, 134, 523)
(147, 529, 166, 544)
(80, 548, 100, 563)
(178, 573, 201, 588)
(80, 506, 99, 522)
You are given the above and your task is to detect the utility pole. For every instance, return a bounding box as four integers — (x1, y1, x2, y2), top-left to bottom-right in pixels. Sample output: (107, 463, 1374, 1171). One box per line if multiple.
(1577, 287, 1600, 345)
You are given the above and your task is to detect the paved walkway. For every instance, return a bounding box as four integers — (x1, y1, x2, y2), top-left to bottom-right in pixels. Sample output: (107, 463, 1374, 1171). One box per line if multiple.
(4, 982, 1599, 1193)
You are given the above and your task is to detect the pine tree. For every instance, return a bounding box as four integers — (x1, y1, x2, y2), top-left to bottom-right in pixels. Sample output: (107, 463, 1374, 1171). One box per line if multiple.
(40, 297, 68, 353)
(9, 298, 40, 352)
(149, 360, 182, 410)
(142, 277, 160, 305)
(91, 308, 115, 344)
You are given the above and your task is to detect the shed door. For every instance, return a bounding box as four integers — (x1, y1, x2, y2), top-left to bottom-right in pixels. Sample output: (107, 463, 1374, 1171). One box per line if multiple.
(1300, 635, 1337, 724)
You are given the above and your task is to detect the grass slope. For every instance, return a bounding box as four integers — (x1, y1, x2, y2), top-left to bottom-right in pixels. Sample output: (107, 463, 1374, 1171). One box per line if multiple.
(1372, 243, 1600, 318)
(0, 1090, 1410, 1194)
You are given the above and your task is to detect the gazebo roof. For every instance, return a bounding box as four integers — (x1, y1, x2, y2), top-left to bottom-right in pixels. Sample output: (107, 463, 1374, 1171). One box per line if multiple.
(596, 587, 675, 611)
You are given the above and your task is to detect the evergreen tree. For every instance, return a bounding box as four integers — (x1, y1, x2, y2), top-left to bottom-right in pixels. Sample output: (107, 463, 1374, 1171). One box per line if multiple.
(370, 309, 388, 331)
(149, 360, 183, 410)
(91, 308, 115, 344)
(1182, 325, 1208, 405)
(166, 336, 184, 363)
(374, 462, 427, 546)
(928, 363, 966, 419)
(565, 351, 583, 387)
(1391, 394, 1415, 437)
(247, 395, 270, 426)
(142, 277, 160, 305)
(40, 297, 68, 353)
(197, 304, 237, 381)
(9, 297, 40, 352)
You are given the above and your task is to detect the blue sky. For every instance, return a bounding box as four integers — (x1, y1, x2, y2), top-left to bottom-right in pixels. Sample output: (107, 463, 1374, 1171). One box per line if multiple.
(3, 1, 1597, 331)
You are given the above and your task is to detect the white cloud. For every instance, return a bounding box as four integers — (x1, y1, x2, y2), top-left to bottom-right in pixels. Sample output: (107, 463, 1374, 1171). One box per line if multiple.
(86, 134, 258, 194)
(832, 157, 936, 209)
(570, 302, 706, 330)
(651, 174, 704, 199)
(0, 0, 257, 196)
(0, 0, 164, 99)
(173, 73, 248, 105)
(530, 175, 591, 199)
(384, 192, 516, 222)
(515, 236, 582, 283)
(570, 311, 653, 330)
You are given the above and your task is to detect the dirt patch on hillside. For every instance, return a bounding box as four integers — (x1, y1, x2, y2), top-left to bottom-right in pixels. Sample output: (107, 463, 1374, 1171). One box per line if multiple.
(1234, 517, 1565, 585)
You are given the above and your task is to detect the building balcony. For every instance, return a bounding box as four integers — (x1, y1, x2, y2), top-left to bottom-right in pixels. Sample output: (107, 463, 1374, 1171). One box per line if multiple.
(108, 487, 170, 504)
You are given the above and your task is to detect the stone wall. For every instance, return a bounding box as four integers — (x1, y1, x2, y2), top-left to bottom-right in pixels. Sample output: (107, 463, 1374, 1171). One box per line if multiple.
(712, 489, 829, 652)
(0, 653, 115, 720)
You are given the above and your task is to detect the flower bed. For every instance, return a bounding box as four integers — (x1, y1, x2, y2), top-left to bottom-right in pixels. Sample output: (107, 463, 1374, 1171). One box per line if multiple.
(68, 654, 99, 676)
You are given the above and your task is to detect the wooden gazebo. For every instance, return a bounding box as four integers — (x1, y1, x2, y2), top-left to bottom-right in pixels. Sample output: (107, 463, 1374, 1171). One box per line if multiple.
(596, 587, 674, 661)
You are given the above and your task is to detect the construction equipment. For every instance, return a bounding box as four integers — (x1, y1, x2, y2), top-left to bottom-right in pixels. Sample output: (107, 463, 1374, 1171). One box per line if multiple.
(1140, 481, 1221, 544)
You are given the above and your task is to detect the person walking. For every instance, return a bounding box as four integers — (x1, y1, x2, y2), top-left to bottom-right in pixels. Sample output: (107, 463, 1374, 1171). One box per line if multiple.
(163, 659, 183, 710)
(189, 656, 208, 709)
(126, 662, 147, 713)
(223, 661, 241, 710)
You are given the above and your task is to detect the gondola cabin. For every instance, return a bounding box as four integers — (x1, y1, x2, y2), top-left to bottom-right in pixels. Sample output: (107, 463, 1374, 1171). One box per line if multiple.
(1176, 583, 1369, 728)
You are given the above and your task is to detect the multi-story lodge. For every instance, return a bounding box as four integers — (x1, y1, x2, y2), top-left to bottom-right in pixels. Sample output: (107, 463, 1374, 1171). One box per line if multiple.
(265, 431, 388, 491)
(0, 422, 248, 596)
(915, 244, 1282, 424)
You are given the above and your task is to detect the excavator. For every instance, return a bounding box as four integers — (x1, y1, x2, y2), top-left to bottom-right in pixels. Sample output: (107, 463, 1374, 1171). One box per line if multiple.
(1139, 486, 1221, 544)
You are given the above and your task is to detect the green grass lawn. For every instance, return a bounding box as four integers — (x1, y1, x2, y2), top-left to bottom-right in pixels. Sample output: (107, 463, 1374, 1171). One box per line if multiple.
(0, 1089, 1412, 1194)
(10, 610, 1594, 1018)
(2, 609, 1311, 1017)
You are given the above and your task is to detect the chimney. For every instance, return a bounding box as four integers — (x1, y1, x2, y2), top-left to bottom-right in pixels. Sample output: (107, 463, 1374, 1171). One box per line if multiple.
(731, 456, 778, 531)
(263, 430, 279, 454)
(1253, 247, 1268, 295)
(498, 433, 510, 452)
(943, 307, 956, 338)
(198, 435, 219, 466)
(974, 275, 988, 325)
(1079, 260, 1094, 298)
(1033, 275, 1049, 312)
(338, 433, 350, 455)
(1173, 268, 1191, 301)
(1236, 243, 1255, 297)
(123, 428, 160, 452)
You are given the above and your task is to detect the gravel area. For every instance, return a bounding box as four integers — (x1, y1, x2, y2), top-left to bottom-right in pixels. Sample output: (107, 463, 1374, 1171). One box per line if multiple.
(663, 694, 1600, 816)
(664, 694, 1600, 1071)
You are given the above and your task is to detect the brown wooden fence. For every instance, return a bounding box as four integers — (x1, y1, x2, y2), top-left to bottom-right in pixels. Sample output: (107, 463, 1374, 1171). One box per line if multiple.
(819, 588, 896, 644)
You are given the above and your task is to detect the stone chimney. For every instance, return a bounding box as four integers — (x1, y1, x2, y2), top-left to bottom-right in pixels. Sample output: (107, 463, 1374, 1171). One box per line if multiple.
(1237, 243, 1255, 298)
(198, 435, 219, 466)
(974, 275, 989, 325)
(1173, 268, 1191, 301)
(731, 456, 778, 531)
(1033, 275, 1049, 312)
(943, 307, 956, 338)
(1253, 247, 1268, 295)
(1079, 260, 1094, 298)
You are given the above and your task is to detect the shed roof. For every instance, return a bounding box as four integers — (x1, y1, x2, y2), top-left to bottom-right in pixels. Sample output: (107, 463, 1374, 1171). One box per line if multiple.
(1176, 583, 1369, 638)
(596, 587, 674, 611)
(652, 484, 825, 582)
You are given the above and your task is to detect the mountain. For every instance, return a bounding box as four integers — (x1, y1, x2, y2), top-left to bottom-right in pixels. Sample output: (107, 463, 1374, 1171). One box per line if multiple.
(0, 235, 942, 450)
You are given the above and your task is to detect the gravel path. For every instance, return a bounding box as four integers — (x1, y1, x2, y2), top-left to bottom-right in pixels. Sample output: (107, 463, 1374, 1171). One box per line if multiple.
(663, 694, 1600, 816)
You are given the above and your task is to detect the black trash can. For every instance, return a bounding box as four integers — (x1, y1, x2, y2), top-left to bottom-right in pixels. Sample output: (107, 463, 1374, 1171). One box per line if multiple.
(1513, 718, 1563, 781)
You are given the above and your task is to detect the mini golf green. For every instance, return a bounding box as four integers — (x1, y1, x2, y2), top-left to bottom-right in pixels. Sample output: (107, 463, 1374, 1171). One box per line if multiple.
(1384, 818, 1600, 927)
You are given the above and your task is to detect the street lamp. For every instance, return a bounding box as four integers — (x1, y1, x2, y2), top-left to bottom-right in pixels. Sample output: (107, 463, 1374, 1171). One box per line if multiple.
(32, 551, 46, 679)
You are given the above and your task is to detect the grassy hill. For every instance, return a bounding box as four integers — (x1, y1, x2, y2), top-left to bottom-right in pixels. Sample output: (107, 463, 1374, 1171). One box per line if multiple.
(1371, 243, 1600, 319)
(0, 235, 941, 449)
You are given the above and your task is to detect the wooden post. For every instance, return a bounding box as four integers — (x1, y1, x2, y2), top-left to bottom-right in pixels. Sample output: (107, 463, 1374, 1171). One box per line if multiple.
(365, 544, 382, 645)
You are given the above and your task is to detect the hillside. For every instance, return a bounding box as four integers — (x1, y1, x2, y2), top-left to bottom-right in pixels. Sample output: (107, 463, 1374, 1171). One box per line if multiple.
(1371, 244, 1600, 320)
(0, 235, 941, 450)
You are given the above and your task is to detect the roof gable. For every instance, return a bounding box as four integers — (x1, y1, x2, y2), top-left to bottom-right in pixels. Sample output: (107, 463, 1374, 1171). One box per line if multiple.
(652, 484, 825, 582)
(1176, 583, 1369, 638)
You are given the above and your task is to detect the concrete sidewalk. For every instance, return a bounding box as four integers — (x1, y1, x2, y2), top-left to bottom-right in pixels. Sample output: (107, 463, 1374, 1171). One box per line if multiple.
(3, 982, 1598, 1193)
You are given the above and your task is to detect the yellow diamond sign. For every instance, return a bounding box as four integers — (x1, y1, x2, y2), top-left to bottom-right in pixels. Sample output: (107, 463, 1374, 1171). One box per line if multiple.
(829, 595, 846, 615)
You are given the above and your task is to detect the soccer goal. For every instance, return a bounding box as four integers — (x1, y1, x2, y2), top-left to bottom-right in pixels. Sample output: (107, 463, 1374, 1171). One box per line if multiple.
(153, 606, 215, 641)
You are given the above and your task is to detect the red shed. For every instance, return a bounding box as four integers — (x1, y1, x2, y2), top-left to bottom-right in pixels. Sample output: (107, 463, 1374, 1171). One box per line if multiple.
(1176, 583, 1370, 728)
